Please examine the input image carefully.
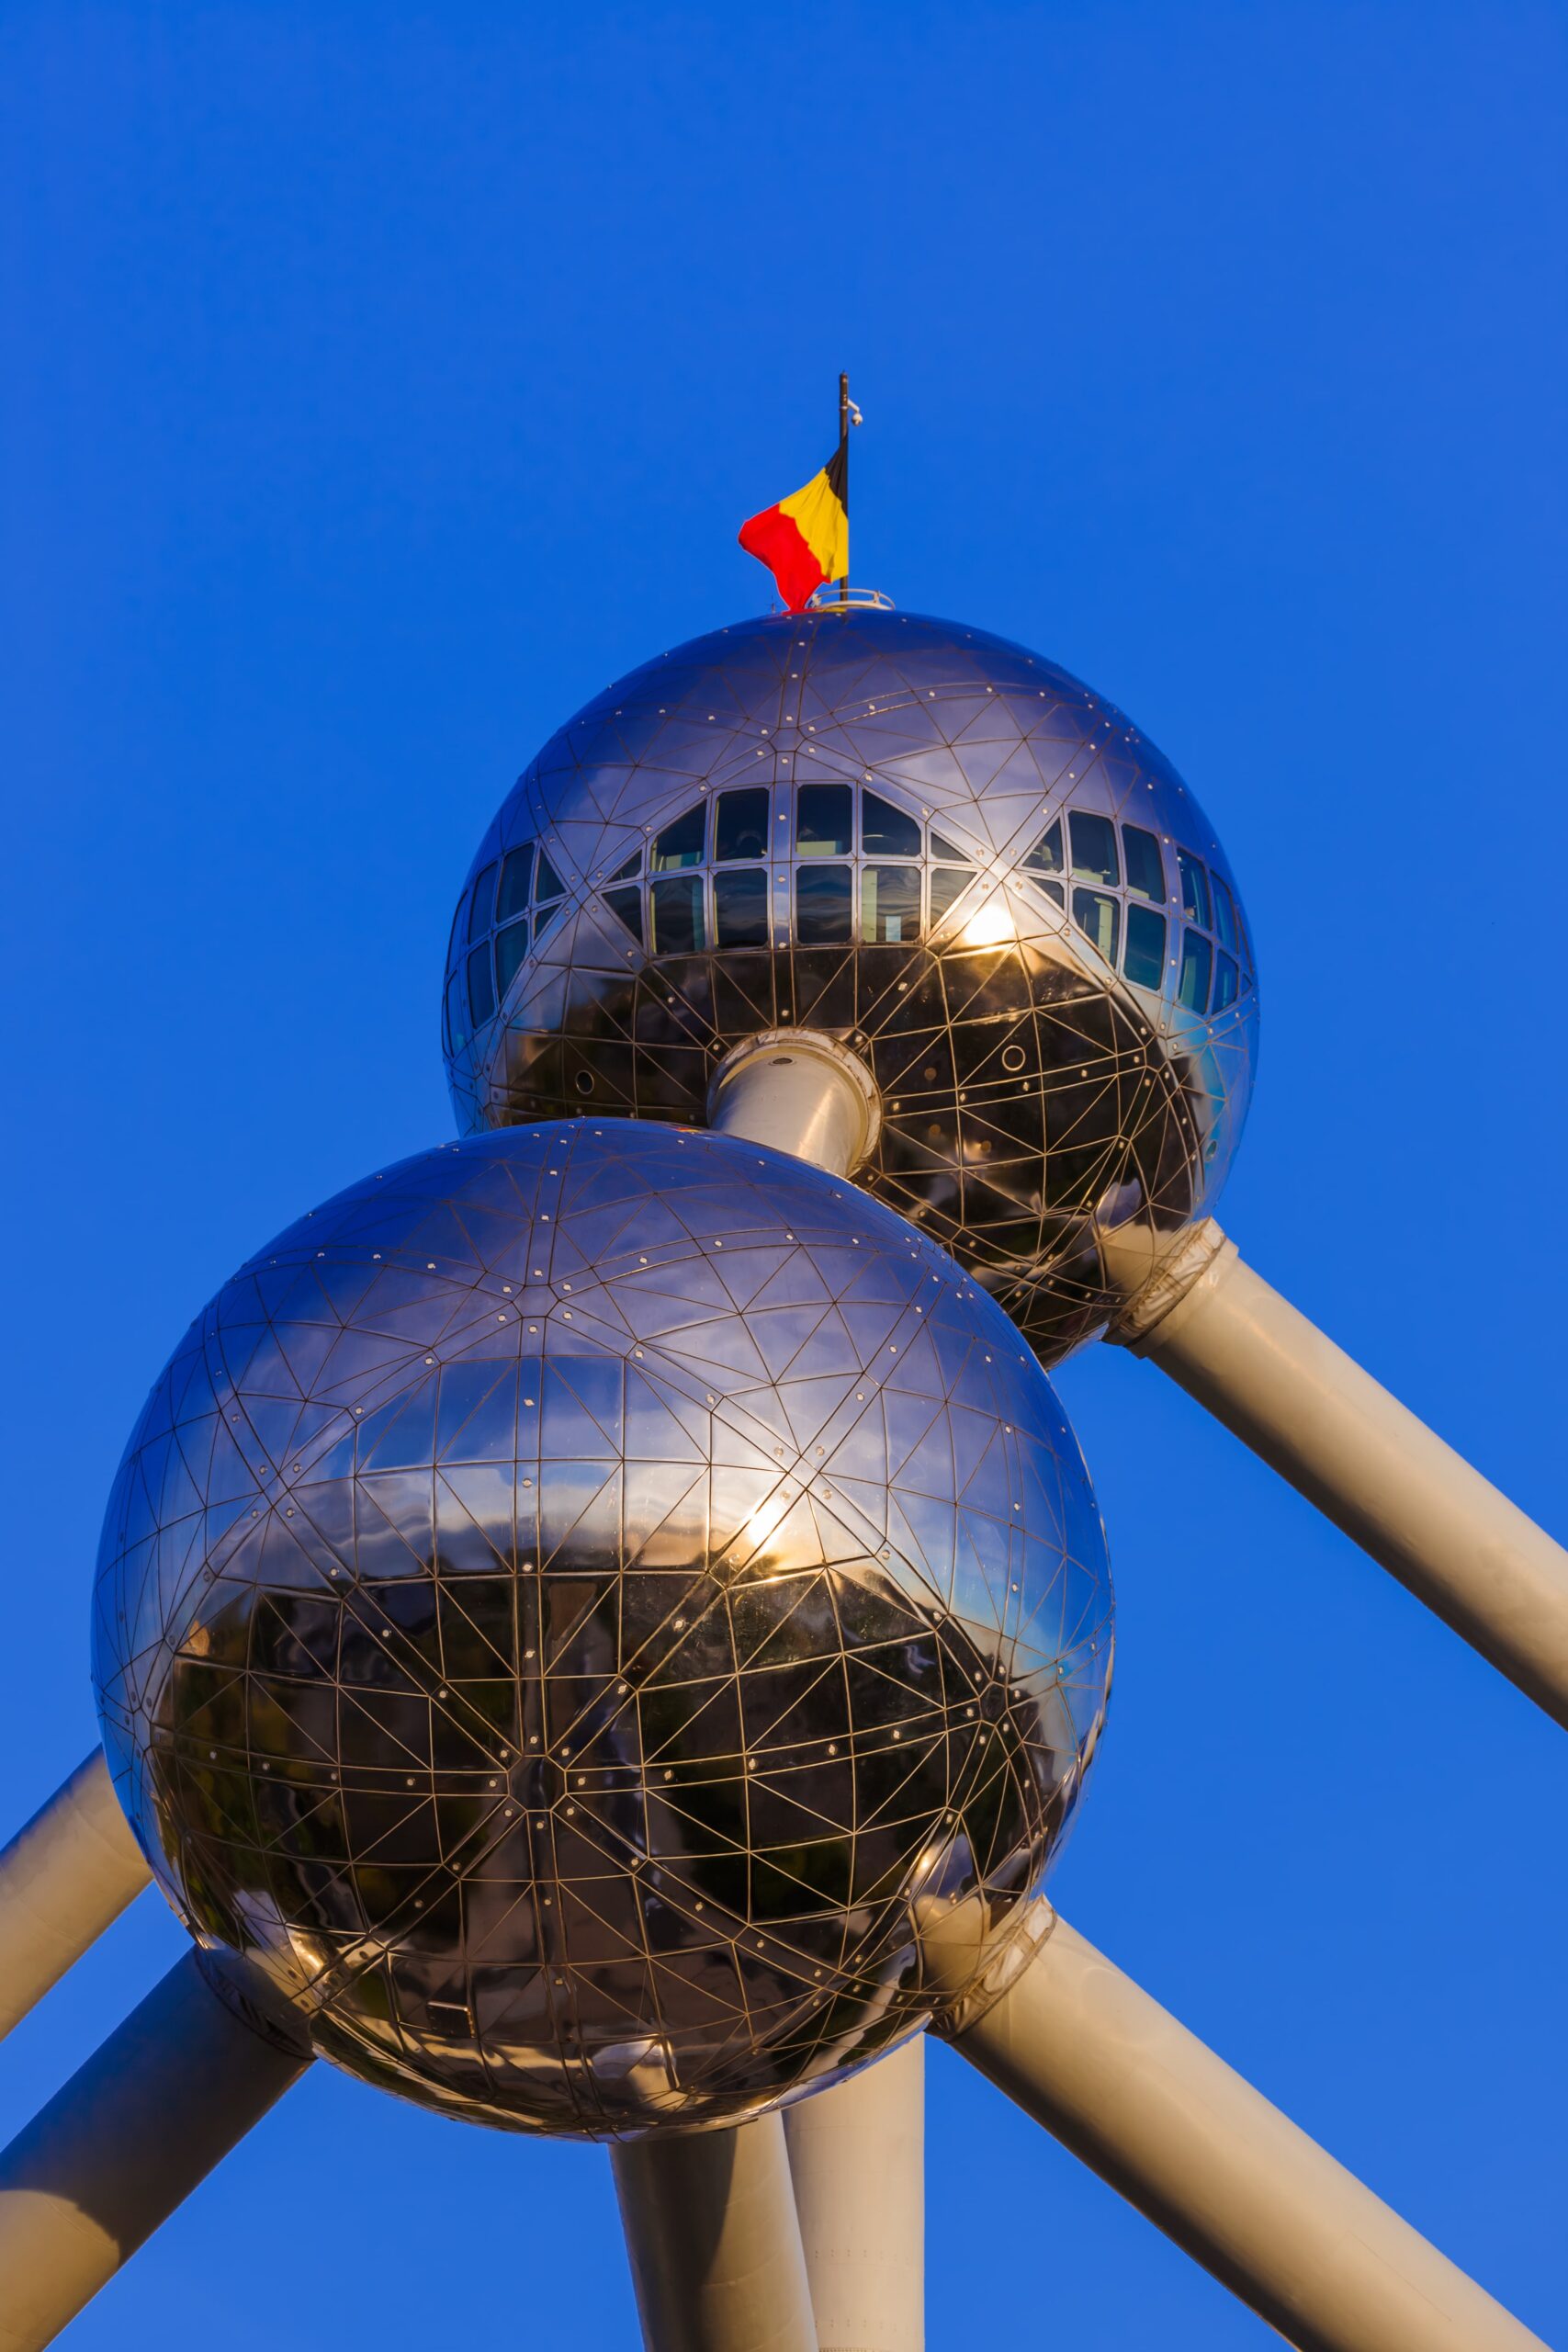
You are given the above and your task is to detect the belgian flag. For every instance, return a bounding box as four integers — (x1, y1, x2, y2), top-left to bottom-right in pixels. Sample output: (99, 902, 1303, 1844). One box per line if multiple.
(739, 405, 852, 614)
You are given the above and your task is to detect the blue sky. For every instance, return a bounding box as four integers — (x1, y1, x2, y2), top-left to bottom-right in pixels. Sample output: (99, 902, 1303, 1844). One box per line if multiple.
(2, 4, 1564, 2344)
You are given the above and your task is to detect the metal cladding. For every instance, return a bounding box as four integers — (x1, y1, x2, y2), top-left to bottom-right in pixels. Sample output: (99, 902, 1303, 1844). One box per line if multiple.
(92, 1122, 1111, 2137)
(443, 605, 1258, 1362)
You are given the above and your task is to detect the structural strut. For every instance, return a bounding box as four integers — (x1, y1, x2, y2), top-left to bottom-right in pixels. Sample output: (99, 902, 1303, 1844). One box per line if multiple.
(1111, 1221, 1568, 1725)
(934, 1905, 1547, 2352)
(612, 2112, 819, 2352)
(0, 1752, 151, 2041)
(784, 2033, 925, 2352)
(0, 1950, 310, 2351)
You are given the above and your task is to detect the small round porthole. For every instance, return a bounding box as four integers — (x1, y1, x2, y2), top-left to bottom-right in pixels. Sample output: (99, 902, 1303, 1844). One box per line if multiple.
(1001, 1044, 1027, 1073)
(575, 1071, 594, 1096)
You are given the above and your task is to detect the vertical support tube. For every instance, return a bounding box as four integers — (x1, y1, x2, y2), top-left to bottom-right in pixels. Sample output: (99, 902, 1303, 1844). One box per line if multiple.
(612, 2111, 818, 2352)
(784, 2037, 925, 2352)
(0, 1753, 152, 2040)
(0, 1950, 310, 2352)
(937, 1909, 1546, 2352)
(1111, 1224, 1568, 1726)
(708, 1030, 880, 1180)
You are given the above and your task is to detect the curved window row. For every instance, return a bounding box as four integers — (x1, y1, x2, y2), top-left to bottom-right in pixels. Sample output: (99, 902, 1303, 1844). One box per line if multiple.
(446, 839, 567, 1052)
(600, 784, 980, 960)
(446, 786, 1256, 1056)
(1022, 810, 1251, 1018)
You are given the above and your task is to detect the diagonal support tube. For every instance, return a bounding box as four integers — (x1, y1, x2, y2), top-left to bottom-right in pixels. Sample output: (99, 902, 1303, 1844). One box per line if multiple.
(611, 2111, 819, 2352)
(1108, 1221, 1568, 1726)
(784, 2035, 925, 2352)
(0, 1950, 310, 2352)
(931, 1905, 1547, 2352)
(0, 1753, 152, 2041)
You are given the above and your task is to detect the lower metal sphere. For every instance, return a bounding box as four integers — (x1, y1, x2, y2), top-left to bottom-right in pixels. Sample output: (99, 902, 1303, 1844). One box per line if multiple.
(93, 1123, 1111, 2135)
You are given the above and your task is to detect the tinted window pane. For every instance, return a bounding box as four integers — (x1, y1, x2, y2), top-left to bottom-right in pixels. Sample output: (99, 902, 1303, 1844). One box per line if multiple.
(1123, 903, 1167, 990)
(1023, 819, 1063, 875)
(1212, 950, 1239, 1012)
(796, 784, 852, 856)
(468, 863, 499, 941)
(1072, 888, 1121, 965)
(796, 863, 852, 942)
(1179, 928, 1213, 1012)
(650, 876, 705, 955)
(715, 789, 769, 864)
(536, 851, 565, 903)
(497, 843, 535, 922)
(1122, 825, 1166, 903)
(534, 897, 566, 947)
(863, 865, 921, 944)
(652, 806, 705, 871)
(1069, 811, 1119, 885)
(930, 865, 976, 924)
(863, 791, 920, 857)
(715, 867, 769, 948)
(931, 831, 967, 863)
(495, 917, 530, 996)
(1178, 850, 1212, 929)
(467, 943, 496, 1026)
(445, 971, 468, 1054)
(608, 851, 641, 883)
(1036, 877, 1065, 908)
(604, 887, 643, 945)
(1212, 873, 1239, 954)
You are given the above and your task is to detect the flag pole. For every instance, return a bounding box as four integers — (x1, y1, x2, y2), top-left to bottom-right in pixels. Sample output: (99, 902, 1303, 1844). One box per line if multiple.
(838, 371, 850, 604)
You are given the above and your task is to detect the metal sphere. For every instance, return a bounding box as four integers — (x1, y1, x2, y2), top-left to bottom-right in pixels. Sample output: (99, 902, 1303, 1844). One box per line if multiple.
(442, 605, 1258, 1362)
(93, 1121, 1111, 2137)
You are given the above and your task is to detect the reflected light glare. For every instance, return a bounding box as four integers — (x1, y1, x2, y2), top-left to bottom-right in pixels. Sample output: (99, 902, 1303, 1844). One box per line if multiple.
(954, 895, 1017, 951)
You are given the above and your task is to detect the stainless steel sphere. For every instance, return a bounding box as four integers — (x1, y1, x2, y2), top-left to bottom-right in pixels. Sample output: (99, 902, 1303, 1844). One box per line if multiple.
(442, 605, 1258, 1362)
(93, 1121, 1111, 2137)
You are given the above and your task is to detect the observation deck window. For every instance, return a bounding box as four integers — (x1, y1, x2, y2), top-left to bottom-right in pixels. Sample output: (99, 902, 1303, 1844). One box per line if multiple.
(444, 971, 467, 1055)
(1070, 812, 1120, 887)
(650, 874, 706, 955)
(467, 943, 496, 1026)
(930, 862, 976, 923)
(863, 865, 921, 944)
(1178, 849, 1212, 930)
(1023, 819, 1064, 876)
(1122, 825, 1166, 903)
(1072, 888, 1121, 967)
(715, 867, 769, 948)
(796, 864, 853, 943)
(1179, 928, 1213, 1013)
(497, 844, 535, 922)
(495, 917, 530, 995)
(715, 790, 769, 864)
(652, 808, 705, 871)
(1212, 950, 1239, 1012)
(1212, 872, 1239, 956)
(468, 863, 499, 941)
(863, 792, 921, 859)
(1123, 903, 1167, 991)
(796, 785, 853, 857)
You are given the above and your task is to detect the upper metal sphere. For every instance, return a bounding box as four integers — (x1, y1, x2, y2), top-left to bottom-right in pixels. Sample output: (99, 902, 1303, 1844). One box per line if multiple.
(93, 1121, 1111, 2137)
(442, 605, 1258, 1361)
